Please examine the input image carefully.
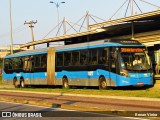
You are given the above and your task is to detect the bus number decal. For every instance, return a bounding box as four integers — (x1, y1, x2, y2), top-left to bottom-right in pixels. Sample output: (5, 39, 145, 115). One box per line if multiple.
(144, 73, 148, 77)
(45, 72, 47, 76)
(88, 71, 93, 76)
(16, 73, 21, 77)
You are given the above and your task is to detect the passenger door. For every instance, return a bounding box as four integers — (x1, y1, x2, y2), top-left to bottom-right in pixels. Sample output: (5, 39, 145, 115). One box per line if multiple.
(22, 56, 33, 85)
(109, 47, 119, 86)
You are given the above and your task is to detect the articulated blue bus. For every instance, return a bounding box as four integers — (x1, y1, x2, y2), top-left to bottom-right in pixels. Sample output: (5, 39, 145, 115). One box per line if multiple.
(3, 39, 154, 89)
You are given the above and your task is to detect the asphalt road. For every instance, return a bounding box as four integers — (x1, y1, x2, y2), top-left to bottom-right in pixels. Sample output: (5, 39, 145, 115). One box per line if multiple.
(1, 90, 160, 111)
(0, 101, 144, 120)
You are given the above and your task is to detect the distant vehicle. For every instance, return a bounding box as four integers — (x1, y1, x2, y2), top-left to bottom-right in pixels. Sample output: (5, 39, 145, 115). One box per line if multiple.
(2, 39, 154, 89)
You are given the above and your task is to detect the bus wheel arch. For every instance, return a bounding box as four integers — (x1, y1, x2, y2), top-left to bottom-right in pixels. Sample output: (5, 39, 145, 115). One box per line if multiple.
(99, 75, 107, 89)
(62, 76, 69, 89)
(13, 77, 19, 88)
(20, 77, 25, 88)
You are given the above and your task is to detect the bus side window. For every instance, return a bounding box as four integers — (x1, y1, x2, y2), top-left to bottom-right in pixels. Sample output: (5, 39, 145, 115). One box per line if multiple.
(72, 51, 80, 66)
(23, 57, 29, 71)
(41, 54, 47, 68)
(89, 49, 97, 65)
(64, 52, 71, 66)
(30, 56, 34, 71)
(80, 50, 89, 65)
(13, 57, 23, 69)
(98, 48, 109, 65)
(27, 61, 32, 71)
(4, 59, 8, 70)
(34, 55, 41, 68)
(9, 58, 14, 70)
(56, 53, 63, 66)
(19, 57, 23, 69)
(4, 59, 11, 71)
(22, 56, 32, 71)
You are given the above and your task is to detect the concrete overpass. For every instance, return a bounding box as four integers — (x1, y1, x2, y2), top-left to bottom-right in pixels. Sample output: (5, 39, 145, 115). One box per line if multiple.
(20, 9, 160, 48)
(19, 9, 160, 66)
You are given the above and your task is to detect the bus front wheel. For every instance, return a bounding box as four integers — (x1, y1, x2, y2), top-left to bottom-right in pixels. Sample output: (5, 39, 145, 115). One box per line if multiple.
(62, 78, 69, 89)
(99, 77, 107, 89)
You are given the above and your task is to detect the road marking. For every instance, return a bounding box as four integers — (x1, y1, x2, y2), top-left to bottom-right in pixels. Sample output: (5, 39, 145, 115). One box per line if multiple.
(0, 101, 57, 110)
(0, 101, 150, 119)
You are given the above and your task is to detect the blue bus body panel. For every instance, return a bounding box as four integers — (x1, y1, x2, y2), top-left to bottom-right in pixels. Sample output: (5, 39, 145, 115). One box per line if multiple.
(3, 70, 152, 86)
(55, 70, 152, 86)
(3, 40, 152, 87)
(55, 69, 110, 79)
(56, 71, 89, 79)
(3, 71, 46, 80)
(117, 73, 153, 86)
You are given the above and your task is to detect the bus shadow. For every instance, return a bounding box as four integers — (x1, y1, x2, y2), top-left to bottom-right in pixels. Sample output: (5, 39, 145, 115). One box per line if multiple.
(28, 85, 154, 91)
(111, 86, 153, 90)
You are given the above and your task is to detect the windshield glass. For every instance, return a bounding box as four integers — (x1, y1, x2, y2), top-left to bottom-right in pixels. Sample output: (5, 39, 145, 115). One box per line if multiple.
(120, 47, 151, 71)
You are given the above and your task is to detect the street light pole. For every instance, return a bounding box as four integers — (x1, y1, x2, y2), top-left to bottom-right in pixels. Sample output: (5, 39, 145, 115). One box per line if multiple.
(9, 0, 13, 54)
(50, 1, 65, 36)
(130, 0, 133, 15)
(24, 20, 37, 50)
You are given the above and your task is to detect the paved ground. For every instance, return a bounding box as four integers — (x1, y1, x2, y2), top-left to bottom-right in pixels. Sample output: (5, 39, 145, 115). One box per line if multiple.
(0, 101, 144, 120)
(0, 90, 160, 119)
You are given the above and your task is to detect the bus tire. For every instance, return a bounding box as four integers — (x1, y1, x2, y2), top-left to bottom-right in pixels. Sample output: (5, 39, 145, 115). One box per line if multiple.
(99, 77, 107, 89)
(13, 78, 19, 88)
(62, 78, 69, 89)
(20, 79, 25, 88)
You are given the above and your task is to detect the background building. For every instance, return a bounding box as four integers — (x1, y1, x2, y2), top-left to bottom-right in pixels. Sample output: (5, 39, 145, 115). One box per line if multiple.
(0, 46, 29, 59)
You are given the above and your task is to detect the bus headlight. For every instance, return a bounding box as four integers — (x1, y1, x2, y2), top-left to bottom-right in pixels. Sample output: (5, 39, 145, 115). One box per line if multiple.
(120, 71, 129, 78)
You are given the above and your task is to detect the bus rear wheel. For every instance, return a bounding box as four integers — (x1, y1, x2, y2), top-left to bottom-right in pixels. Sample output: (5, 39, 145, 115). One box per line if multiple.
(99, 77, 107, 89)
(13, 78, 19, 88)
(62, 78, 69, 89)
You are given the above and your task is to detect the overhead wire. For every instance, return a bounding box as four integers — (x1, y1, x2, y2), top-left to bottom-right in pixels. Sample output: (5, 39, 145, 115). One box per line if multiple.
(0, 24, 27, 38)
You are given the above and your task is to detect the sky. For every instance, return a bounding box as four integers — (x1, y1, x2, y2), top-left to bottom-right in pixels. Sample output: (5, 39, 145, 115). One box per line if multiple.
(0, 0, 160, 48)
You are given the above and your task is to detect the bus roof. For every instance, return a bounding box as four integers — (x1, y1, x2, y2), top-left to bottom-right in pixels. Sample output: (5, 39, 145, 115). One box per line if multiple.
(4, 48, 48, 58)
(4, 39, 144, 58)
(56, 39, 144, 52)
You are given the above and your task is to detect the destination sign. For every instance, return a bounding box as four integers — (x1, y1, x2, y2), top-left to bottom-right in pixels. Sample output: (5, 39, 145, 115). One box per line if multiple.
(120, 40, 139, 44)
(121, 48, 143, 53)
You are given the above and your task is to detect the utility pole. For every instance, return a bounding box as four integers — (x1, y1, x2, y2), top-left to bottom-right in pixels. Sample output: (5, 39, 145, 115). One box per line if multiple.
(9, 0, 13, 54)
(24, 20, 37, 49)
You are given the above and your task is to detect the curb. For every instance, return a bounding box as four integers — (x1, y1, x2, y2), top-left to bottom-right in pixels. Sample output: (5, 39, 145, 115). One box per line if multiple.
(0, 89, 160, 102)
(0, 96, 159, 118)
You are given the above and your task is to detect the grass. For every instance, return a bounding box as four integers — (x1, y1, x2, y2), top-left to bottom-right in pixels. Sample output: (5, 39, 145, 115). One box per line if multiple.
(0, 75, 2, 85)
(0, 59, 2, 85)
(0, 83, 160, 98)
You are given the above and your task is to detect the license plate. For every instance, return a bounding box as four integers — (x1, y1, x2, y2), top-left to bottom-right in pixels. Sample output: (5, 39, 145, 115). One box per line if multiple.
(137, 82, 144, 86)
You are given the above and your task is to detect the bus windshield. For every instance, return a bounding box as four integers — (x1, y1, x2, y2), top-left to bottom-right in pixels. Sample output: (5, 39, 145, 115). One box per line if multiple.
(120, 47, 151, 71)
